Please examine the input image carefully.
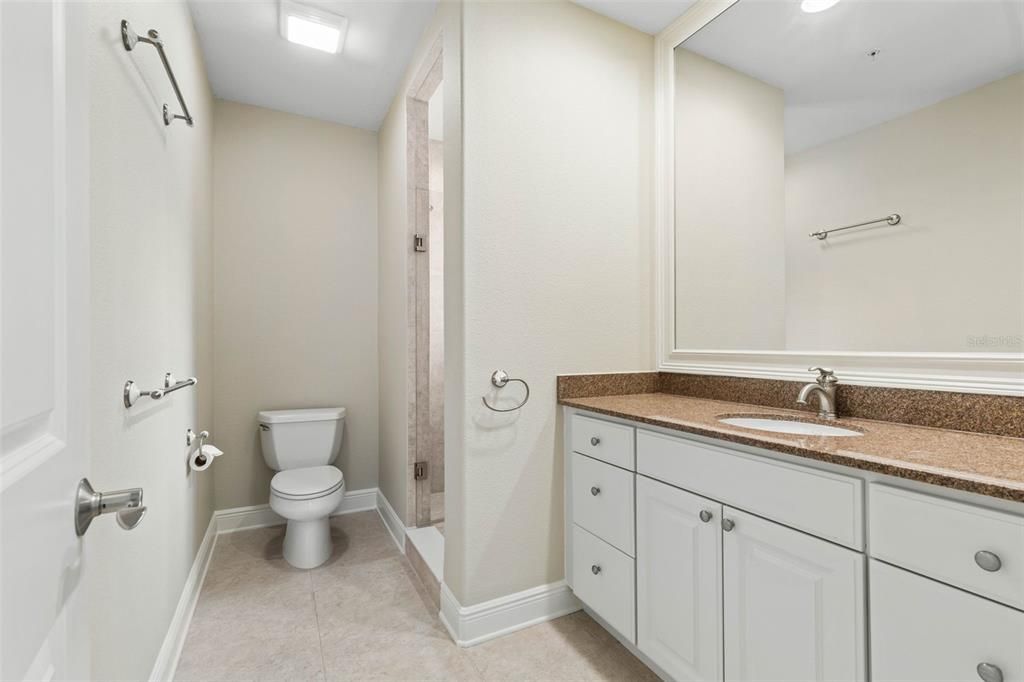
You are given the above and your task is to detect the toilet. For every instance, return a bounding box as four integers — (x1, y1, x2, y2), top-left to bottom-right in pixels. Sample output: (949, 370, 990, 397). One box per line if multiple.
(258, 407, 346, 569)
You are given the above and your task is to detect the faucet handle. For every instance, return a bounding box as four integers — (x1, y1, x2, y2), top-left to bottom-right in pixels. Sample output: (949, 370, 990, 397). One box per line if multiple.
(808, 367, 837, 385)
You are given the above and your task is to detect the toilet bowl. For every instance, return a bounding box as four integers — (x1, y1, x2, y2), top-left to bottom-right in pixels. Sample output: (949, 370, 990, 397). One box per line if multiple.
(269, 465, 344, 568)
(259, 407, 346, 569)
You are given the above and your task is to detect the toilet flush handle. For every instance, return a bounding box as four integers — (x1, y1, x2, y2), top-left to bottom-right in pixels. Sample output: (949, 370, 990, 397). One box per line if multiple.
(259, 424, 270, 431)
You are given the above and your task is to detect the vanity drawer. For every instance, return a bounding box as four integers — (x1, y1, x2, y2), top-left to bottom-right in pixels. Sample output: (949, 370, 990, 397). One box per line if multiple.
(571, 525, 635, 643)
(571, 414, 635, 470)
(871, 560, 1024, 682)
(572, 453, 635, 556)
(637, 429, 863, 549)
(870, 484, 1024, 609)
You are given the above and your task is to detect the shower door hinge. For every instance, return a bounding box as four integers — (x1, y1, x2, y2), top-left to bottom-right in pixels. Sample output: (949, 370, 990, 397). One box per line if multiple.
(413, 234, 427, 252)
(414, 461, 428, 480)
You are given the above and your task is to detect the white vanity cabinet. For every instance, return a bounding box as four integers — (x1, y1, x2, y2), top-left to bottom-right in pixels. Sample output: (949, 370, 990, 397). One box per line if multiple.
(565, 408, 1024, 682)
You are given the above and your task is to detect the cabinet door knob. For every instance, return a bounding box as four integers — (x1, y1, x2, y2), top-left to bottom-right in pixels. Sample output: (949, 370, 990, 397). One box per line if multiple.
(975, 550, 1002, 572)
(699, 509, 713, 523)
(977, 662, 1003, 682)
(722, 518, 735, 532)
(590, 486, 601, 496)
(590, 436, 601, 446)
(591, 564, 601, 575)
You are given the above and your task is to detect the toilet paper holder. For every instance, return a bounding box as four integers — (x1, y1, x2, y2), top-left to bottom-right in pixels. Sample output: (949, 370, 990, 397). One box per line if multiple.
(186, 428, 209, 447)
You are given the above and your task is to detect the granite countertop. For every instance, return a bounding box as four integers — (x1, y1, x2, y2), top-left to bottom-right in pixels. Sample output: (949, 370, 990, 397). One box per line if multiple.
(560, 392, 1024, 503)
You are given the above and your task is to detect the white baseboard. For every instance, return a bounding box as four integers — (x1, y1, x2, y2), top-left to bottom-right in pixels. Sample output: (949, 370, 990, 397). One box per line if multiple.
(376, 490, 406, 552)
(439, 581, 582, 647)
(148, 515, 218, 682)
(213, 487, 379, 534)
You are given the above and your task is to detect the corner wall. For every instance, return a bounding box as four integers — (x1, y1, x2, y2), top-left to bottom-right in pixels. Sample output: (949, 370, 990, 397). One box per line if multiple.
(86, 2, 214, 678)
(211, 100, 379, 510)
(450, 0, 654, 606)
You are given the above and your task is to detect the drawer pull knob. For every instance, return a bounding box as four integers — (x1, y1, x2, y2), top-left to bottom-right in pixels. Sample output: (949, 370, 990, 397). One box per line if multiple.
(590, 486, 601, 496)
(722, 518, 735, 532)
(699, 510, 713, 523)
(590, 436, 601, 446)
(977, 663, 1003, 682)
(591, 564, 601, 575)
(975, 551, 1002, 572)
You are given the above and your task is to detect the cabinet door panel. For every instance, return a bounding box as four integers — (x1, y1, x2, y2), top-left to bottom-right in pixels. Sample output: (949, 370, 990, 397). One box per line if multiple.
(636, 476, 722, 682)
(871, 560, 1024, 682)
(723, 508, 866, 682)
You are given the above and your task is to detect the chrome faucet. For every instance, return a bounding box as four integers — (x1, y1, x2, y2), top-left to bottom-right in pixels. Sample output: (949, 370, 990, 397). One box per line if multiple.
(796, 367, 838, 420)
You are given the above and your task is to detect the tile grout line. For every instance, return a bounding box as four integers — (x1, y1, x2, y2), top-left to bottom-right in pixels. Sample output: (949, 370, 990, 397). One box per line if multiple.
(309, 567, 330, 681)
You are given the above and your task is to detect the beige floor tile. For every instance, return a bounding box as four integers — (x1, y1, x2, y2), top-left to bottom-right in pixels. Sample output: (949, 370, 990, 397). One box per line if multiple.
(464, 611, 658, 682)
(176, 514, 657, 682)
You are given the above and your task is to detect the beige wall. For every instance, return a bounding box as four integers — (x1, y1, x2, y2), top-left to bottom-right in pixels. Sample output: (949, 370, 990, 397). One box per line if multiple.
(212, 100, 379, 509)
(785, 71, 1024, 352)
(86, 2, 214, 678)
(674, 49, 786, 350)
(451, 0, 653, 606)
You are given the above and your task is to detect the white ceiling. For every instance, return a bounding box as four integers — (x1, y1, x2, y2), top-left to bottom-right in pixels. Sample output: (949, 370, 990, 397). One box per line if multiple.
(683, 0, 1024, 152)
(188, 0, 438, 130)
(571, 0, 697, 34)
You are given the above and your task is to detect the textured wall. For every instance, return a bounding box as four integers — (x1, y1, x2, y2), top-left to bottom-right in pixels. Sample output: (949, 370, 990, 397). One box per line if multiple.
(212, 100, 379, 509)
(87, 2, 214, 678)
(452, 0, 654, 605)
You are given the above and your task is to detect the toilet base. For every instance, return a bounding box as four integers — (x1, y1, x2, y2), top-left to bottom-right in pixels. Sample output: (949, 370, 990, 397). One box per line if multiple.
(283, 517, 332, 569)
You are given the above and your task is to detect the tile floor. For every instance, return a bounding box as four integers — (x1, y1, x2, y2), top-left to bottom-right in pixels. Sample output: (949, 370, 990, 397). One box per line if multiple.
(174, 511, 658, 682)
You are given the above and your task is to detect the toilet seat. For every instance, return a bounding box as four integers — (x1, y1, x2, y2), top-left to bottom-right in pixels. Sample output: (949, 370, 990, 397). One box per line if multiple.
(271, 466, 344, 500)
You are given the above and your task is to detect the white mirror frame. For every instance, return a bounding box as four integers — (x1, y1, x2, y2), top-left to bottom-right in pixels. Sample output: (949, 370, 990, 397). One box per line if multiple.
(654, 0, 1023, 396)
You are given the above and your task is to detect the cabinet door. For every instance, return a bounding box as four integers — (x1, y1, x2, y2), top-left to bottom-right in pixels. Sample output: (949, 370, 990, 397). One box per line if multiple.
(723, 508, 866, 682)
(871, 559, 1024, 682)
(636, 476, 722, 681)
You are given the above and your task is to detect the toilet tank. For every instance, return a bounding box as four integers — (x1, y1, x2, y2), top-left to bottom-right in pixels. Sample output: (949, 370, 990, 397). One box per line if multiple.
(258, 407, 345, 471)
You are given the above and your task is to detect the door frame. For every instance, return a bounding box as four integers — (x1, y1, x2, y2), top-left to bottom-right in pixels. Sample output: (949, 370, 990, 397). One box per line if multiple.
(405, 33, 444, 527)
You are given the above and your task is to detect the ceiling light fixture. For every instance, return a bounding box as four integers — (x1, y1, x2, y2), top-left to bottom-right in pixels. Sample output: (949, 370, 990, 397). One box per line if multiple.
(800, 0, 841, 13)
(279, 0, 348, 54)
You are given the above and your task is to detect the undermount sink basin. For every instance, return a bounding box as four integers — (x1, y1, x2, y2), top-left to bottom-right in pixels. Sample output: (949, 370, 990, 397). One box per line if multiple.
(718, 416, 863, 437)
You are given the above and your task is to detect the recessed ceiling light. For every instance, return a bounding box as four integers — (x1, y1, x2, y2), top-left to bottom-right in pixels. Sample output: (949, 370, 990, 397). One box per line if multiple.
(801, 0, 841, 13)
(279, 0, 348, 54)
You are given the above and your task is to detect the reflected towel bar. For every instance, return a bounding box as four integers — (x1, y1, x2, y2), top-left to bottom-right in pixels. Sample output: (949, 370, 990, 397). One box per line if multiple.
(810, 213, 900, 241)
(121, 19, 195, 127)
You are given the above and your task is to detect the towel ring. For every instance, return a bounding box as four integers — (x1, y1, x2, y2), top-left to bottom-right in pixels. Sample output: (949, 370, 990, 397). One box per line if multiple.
(482, 370, 530, 413)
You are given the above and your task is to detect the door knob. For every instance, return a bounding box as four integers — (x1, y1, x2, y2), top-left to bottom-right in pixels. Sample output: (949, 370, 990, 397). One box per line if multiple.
(699, 509, 713, 523)
(591, 564, 601, 575)
(75, 478, 146, 536)
(590, 437, 601, 446)
(722, 518, 735, 532)
(590, 486, 601, 496)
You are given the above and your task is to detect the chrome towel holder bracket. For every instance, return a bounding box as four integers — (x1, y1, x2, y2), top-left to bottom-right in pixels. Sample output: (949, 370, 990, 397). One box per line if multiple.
(124, 372, 197, 408)
(121, 19, 195, 127)
(482, 370, 530, 413)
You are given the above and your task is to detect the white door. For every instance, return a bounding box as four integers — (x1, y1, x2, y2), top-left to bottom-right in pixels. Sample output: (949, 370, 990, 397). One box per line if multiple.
(723, 507, 866, 682)
(636, 476, 722, 682)
(1, 2, 91, 679)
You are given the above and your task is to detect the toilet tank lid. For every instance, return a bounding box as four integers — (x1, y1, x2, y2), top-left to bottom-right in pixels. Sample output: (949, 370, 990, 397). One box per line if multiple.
(258, 407, 345, 424)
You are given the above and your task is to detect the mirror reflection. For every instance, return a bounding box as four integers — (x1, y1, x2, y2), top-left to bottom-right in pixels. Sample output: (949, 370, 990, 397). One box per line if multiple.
(673, 0, 1024, 353)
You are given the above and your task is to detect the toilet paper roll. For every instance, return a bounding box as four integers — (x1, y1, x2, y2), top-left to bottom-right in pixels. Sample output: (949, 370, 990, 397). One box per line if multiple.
(189, 449, 212, 472)
(189, 444, 224, 472)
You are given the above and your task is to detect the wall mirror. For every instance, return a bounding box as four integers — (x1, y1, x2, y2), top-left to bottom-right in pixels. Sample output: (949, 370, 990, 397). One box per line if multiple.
(656, 0, 1024, 393)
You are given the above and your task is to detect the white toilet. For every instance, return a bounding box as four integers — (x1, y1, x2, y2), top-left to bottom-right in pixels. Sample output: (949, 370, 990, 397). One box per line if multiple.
(258, 407, 346, 569)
